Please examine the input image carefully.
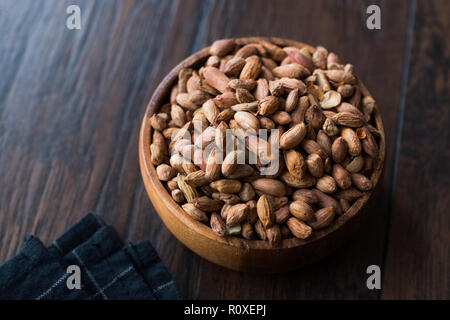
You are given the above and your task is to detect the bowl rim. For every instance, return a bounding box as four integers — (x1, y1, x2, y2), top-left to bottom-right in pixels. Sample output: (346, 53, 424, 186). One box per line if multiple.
(139, 37, 386, 251)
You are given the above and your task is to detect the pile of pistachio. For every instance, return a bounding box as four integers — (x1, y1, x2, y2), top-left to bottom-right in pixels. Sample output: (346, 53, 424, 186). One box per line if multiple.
(149, 38, 381, 245)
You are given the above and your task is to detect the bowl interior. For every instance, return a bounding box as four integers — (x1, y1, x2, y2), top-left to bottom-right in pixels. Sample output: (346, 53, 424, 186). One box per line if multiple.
(139, 37, 386, 251)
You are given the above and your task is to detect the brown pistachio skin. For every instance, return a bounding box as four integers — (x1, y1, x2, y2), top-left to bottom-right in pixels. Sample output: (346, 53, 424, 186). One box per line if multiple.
(289, 200, 314, 222)
(332, 137, 348, 163)
(154, 39, 381, 244)
(292, 189, 318, 205)
(351, 173, 373, 191)
(332, 164, 352, 189)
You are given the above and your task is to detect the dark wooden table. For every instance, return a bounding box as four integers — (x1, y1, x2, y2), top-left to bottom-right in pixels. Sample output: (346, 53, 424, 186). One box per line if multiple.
(0, 0, 448, 299)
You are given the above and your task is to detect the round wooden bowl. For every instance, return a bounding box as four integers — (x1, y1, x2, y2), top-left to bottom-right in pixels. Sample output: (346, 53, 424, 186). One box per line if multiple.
(139, 37, 386, 273)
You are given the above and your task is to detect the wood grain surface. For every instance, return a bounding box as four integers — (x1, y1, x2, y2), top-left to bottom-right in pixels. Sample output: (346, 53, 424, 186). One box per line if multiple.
(382, 0, 449, 299)
(0, 0, 447, 299)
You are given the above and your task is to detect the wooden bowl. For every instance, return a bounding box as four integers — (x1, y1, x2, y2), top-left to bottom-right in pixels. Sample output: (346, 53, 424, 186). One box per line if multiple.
(139, 37, 386, 273)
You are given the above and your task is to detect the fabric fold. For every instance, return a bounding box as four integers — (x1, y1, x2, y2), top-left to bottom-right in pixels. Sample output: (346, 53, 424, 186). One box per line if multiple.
(0, 213, 182, 300)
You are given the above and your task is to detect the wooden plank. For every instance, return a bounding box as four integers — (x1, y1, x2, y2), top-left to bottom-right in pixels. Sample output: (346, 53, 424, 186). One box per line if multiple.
(0, 0, 417, 300)
(0, 0, 204, 297)
(382, 0, 449, 299)
(188, 0, 411, 299)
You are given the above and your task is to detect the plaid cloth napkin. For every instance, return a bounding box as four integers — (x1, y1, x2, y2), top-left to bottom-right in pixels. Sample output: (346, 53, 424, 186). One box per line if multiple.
(0, 213, 182, 300)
